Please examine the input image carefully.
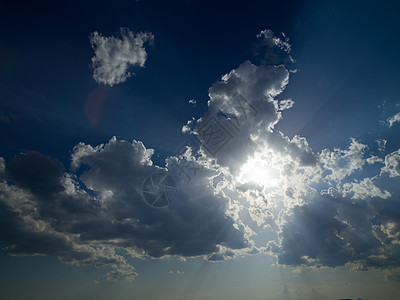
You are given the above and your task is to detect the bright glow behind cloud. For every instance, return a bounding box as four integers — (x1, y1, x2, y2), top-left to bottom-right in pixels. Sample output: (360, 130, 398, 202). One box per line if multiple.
(239, 155, 279, 187)
(1, 29, 400, 281)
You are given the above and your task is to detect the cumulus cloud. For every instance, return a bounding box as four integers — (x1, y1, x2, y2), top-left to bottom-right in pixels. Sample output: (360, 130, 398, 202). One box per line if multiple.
(269, 146, 400, 270)
(2, 29, 297, 278)
(342, 177, 391, 200)
(2, 28, 400, 280)
(381, 149, 400, 177)
(89, 28, 400, 277)
(189, 59, 290, 174)
(90, 28, 154, 86)
(0, 137, 247, 279)
(177, 30, 400, 274)
(270, 186, 400, 270)
(319, 138, 367, 182)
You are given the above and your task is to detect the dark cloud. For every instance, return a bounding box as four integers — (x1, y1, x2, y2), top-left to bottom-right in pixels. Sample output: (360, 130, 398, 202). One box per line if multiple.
(272, 181, 400, 270)
(0, 137, 248, 279)
(5, 151, 64, 197)
(1, 27, 400, 282)
(191, 60, 289, 174)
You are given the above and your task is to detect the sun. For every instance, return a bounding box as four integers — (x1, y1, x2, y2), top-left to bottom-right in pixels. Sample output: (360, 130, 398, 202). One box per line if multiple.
(238, 155, 279, 187)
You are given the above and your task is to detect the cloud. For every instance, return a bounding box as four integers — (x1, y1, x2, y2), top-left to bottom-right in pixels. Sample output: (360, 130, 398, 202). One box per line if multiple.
(0, 137, 248, 279)
(342, 177, 391, 200)
(188, 99, 197, 106)
(2, 29, 299, 279)
(279, 99, 294, 110)
(89, 28, 154, 86)
(253, 29, 293, 66)
(86, 28, 400, 277)
(189, 59, 290, 174)
(0, 150, 138, 280)
(319, 138, 367, 182)
(2, 28, 400, 281)
(206, 248, 236, 262)
(387, 112, 400, 127)
(0, 157, 5, 178)
(366, 155, 383, 165)
(267, 148, 400, 271)
(377, 139, 387, 152)
(381, 149, 400, 178)
(168, 270, 184, 275)
(270, 161, 400, 271)
(5, 151, 65, 197)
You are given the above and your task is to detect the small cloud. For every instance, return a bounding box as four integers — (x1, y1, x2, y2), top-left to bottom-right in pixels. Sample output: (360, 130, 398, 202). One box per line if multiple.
(366, 155, 383, 165)
(189, 99, 197, 106)
(377, 139, 387, 152)
(320, 138, 367, 182)
(89, 27, 154, 86)
(253, 29, 294, 66)
(381, 149, 400, 177)
(387, 112, 400, 127)
(168, 270, 184, 275)
(279, 99, 294, 110)
(181, 117, 195, 133)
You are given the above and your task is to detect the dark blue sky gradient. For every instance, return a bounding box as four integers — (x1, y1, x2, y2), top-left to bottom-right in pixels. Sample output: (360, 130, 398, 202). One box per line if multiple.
(1, 1, 399, 166)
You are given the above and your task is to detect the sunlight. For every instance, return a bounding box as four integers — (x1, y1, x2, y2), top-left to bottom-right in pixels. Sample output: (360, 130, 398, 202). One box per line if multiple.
(238, 156, 279, 187)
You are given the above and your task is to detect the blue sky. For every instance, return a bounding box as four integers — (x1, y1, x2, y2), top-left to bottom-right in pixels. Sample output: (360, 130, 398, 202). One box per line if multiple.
(1, 1, 400, 299)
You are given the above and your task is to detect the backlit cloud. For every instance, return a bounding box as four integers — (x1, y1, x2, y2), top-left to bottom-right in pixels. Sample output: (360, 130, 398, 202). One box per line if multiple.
(1, 29, 400, 281)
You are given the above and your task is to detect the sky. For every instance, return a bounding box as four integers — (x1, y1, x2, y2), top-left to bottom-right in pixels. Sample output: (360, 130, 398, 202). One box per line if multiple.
(1, 1, 400, 299)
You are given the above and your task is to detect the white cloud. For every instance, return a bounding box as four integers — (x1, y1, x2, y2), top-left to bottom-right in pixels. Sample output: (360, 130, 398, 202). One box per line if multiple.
(319, 138, 367, 182)
(190, 59, 289, 175)
(90, 28, 154, 86)
(254, 29, 294, 66)
(381, 149, 400, 177)
(377, 139, 387, 152)
(80, 28, 400, 276)
(366, 155, 383, 165)
(387, 112, 400, 127)
(2, 28, 400, 280)
(279, 99, 294, 110)
(341, 177, 391, 200)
